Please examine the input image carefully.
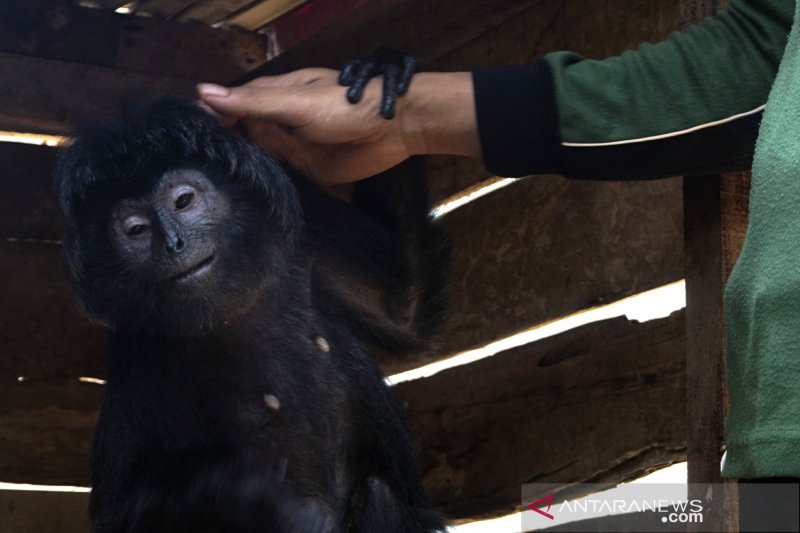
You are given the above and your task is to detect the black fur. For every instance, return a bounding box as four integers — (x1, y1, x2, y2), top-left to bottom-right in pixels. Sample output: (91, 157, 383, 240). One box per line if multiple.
(55, 98, 447, 532)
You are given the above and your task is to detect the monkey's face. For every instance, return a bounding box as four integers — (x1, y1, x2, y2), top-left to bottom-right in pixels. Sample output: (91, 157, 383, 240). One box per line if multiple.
(110, 169, 229, 288)
(56, 98, 301, 336)
(69, 164, 294, 336)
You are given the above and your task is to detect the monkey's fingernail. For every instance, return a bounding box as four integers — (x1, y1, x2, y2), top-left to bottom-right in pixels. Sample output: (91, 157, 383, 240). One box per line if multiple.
(197, 83, 230, 98)
(263, 394, 281, 411)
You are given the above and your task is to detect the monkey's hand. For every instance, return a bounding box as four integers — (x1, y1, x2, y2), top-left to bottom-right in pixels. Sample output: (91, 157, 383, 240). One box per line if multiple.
(339, 47, 417, 120)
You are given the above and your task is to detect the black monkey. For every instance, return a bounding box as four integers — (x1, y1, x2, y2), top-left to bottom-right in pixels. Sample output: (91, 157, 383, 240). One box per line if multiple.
(55, 96, 447, 532)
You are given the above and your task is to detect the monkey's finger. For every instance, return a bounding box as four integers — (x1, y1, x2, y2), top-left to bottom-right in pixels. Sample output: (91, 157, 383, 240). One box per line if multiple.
(380, 63, 401, 120)
(339, 59, 365, 86)
(397, 55, 417, 95)
(346, 61, 381, 104)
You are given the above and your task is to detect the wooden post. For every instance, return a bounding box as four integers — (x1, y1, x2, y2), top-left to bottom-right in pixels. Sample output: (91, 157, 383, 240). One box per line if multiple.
(684, 172, 750, 532)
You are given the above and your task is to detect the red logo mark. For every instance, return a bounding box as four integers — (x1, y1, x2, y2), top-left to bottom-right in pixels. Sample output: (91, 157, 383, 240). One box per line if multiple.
(528, 493, 555, 520)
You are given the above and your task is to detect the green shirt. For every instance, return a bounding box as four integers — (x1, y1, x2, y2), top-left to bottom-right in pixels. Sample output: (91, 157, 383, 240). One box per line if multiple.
(472, 0, 797, 478)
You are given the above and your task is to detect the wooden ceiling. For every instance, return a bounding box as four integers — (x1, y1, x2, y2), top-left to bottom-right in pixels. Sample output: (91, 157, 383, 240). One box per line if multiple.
(76, 0, 310, 30)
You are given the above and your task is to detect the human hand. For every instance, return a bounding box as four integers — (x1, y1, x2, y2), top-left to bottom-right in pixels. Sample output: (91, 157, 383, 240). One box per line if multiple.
(198, 69, 480, 185)
(198, 68, 411, 184)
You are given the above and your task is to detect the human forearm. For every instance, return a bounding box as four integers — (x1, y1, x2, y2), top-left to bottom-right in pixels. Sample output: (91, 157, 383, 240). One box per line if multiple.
(398, 72, 482, 159)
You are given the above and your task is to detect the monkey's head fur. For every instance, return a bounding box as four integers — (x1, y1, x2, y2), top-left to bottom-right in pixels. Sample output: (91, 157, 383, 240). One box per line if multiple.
(55, 98, 301, 336)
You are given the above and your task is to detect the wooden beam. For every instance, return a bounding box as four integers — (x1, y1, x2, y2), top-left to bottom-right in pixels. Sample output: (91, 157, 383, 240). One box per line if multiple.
(133, 0, 195, 18)
(0, 0, 268, 84)
(397, 311, 687, 519)
(0, 379, 101, 486)
(226, 0, 309, 31)
(389, 175, 685, 374)
(683, 174, 743, 532)
(0, 52, 198, 135)
(178, 0, 258, 25)
(0, 490, 90, 533)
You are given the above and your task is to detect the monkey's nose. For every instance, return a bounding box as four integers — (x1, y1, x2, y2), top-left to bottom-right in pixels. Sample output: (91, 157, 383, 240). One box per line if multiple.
(165, 233, 185, 254)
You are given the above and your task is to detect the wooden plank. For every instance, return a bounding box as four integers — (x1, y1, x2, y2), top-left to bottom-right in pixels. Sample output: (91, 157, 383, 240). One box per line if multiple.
(0, 239, 104, 485)
(0, 52, 197, 135)
(0, 490, 90, 533)
(0, 0, 268, 84)
(0, 379, 101, 485)
(397, 311, 687, 519)
(178, 0, 257, 24)
(396, 175, 685, 373)
(226, 0, 309, 31)
(0, 242, 107, 382)
(0, 143, 62, 241)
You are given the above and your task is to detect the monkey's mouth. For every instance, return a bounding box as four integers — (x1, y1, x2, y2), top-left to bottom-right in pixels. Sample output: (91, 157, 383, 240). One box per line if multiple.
(170, 254, 216, 283)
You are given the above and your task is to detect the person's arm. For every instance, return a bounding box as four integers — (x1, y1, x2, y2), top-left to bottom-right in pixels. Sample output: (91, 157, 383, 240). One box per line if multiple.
(474, 0, 793, 179)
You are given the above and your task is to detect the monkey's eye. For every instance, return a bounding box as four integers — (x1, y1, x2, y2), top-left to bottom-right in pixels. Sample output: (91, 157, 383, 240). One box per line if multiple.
(126, 224, 149, 237)
(174, 192, 195, 210)
(119, 213, 150, 239)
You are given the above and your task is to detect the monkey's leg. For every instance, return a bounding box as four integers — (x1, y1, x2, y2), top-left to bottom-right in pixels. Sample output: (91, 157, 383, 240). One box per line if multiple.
(339, 46, 417, 119)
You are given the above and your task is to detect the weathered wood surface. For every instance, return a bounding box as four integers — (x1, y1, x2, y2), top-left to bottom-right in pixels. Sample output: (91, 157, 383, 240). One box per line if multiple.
(0, 0, 268, 134)
(0, 0, 267, 82)
(0, 242, 107, 383)
(243, 0, 545, 80)
(133, 0, 196, 18)
(0, 379, 101, 485)
(0, 233, 104, 487)
(404, 175, 684, 373)
(265, 0, 371, 56)
(0, 52, 197, 135)
(0, 490, 90, 533)
(721, 172, 751, 279)
(178, 0, 259, 25)
(0, 144, 62, 241)
(683, 173, 743, 533)
(399, 311, 687, 519)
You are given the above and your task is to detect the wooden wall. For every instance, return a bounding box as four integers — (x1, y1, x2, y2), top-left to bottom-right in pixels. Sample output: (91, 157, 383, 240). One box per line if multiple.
(0, 0, 743, 525)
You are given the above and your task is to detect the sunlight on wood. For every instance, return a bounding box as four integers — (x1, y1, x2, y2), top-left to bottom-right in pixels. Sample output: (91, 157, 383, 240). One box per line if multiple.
(0, 131, 65, 147)
(0, 482, 90, 493)
(388, 281, 686, 385)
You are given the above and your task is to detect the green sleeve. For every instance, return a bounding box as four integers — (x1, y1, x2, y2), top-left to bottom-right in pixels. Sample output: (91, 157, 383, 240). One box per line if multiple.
(472, 0, 793, 179)
(550, 0, 792, 145)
